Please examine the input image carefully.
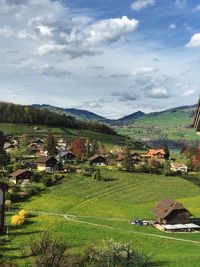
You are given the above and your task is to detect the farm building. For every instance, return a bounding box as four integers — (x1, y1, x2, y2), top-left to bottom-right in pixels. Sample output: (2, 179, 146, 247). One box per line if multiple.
(36, 156, 58, 172)
(148, 148, 165, 159)
(3, 142, 19, 153)
(89, 155, 107, 166)
(170, 163, 188, 173)
(10, 169, 32, 184)
(151, 199, 191, 225)
(58, 138, 67, 148)
(194, 98, 200, 134)
(56, 150, 76, 164)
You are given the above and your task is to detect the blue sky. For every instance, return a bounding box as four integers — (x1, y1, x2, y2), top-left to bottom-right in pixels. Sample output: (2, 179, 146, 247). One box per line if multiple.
(0, 0, 200, 118)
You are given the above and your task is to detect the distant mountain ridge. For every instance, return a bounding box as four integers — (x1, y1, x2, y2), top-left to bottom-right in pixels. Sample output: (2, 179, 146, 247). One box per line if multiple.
(32, 103, 197, 126)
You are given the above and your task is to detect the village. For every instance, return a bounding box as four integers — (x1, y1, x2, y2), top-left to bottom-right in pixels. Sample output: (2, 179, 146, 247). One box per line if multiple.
(0, 127, 200, 236)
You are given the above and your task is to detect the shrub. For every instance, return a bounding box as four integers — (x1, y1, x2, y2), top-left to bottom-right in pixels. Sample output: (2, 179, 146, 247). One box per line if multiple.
(18, 209, 28, 218)
(11, 215, 25, 225)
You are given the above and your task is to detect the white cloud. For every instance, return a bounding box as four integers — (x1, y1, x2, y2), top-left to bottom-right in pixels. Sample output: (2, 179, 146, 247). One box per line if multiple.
(133, 67, 158, 76)
(147, 88, 171, 98)
(131, 0, 155, 11)
(35, 25, 54, 37)
(86, 16, 139, 45)
(175, 0, 187, 9)
(186, 33, 200, 48)
(169, 23, 176, 30)
(183, 89, 196, 96)
(0, 25, 13, 37)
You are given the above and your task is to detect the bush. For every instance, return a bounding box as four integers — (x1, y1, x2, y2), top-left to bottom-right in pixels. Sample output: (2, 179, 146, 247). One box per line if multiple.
(43, 176, 53, 187)
(11, 215, 25, 225)
(18, 209, 28, 218)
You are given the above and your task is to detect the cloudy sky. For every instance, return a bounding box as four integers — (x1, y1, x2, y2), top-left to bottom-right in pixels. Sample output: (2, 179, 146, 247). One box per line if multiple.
(1, 0, 200, 118)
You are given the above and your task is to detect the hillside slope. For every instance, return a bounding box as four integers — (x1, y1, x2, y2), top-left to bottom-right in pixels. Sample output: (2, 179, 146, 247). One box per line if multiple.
(116, 105, 198, 142)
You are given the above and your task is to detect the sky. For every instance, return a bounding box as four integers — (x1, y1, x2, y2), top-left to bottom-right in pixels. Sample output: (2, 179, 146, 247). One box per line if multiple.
(1, 0, 200, 118)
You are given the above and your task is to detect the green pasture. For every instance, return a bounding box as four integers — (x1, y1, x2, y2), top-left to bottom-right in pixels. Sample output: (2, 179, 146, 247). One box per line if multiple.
(3, 169, 200, 266)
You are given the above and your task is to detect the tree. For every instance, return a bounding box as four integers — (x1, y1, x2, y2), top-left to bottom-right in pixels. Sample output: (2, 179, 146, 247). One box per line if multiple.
(46, 134, 57, 156)
(28, 234, 69, 267)
(0, 131, 6, 150)
(93, 169, 101, 180)
(90, 140, 99, 155)
(82, 240, 153, 267)
(85, 139, 92, 159)
(164, 144, 170, 160)
(20, 134, 29, 153)
(122, 147, 134, 172)
(71, 138, 86, 159)
(0, 150, 10, 168)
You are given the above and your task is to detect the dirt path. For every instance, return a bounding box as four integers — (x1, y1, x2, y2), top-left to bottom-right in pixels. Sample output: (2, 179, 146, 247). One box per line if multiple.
(29, 211, 200, 245)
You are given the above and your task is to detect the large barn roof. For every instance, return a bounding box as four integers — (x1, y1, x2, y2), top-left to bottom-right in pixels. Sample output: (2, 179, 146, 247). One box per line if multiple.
(151, 199, 191, 219)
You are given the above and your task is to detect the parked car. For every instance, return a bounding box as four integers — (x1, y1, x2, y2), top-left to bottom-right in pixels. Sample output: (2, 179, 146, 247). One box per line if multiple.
(131, 219, 149, 226)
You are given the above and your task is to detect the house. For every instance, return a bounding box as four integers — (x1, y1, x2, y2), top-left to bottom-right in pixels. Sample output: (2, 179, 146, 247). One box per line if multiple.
(58, 138, 67, 148)
(28, 143, 39, 154)
(34, 139, 44, 146)
(89, 155, 107, 166)
(148, 148, 165, 159)
(36, 156, 58, 172)
(56, 150, 76, 164)
(3, 142, 19, 153)
(151, 199, 191, 225)
(170, 163, 188, 173)
(10, 169, 32, 184)
(131, 153, 143, 163)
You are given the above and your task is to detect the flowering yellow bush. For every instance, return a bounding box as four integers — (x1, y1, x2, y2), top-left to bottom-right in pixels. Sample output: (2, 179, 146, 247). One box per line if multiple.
(18, 209, 28, 218)
(11, 215, 25, 225)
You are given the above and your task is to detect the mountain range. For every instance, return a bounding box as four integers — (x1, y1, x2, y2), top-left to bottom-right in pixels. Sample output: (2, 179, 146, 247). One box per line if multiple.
(32, 104, 197, 126)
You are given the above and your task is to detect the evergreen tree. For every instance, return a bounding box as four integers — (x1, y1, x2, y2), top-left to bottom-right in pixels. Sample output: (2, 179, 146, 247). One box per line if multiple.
(164, 144, 170, 160)
(123, 147, 134, 172)
(46, 134, 57, 156)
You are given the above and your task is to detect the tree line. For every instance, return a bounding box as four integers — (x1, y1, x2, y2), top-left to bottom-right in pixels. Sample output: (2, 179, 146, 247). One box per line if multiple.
(0, 102, 115, 135)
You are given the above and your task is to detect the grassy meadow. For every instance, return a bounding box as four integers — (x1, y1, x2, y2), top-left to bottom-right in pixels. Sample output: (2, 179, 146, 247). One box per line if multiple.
(117, 110, 199, 141)
(3, 169, 200, 267)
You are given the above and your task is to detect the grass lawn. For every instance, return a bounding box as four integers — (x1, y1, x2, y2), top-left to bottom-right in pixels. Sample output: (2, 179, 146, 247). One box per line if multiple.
(3, 169, 200, 266)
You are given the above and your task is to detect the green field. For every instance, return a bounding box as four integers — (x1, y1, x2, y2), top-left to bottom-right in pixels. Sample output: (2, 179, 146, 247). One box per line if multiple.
(4, 169, 200, 267)
(117, 110, 199, 142)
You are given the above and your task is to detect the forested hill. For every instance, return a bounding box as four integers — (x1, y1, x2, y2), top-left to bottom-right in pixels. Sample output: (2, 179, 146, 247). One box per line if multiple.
(0, 102, 115, 135)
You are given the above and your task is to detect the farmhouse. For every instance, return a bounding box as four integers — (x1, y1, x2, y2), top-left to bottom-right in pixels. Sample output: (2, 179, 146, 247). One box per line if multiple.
(89, 155, 107, 166)
(170, 163, 188, 173)
(3, 142, 19, 153)
(56, 150, 76, 164)
(148, 148, 165, 159)
(36, 156, 58, 172)
(10, 169, 32, 184)
(58, 138, 67, 148)
(151, 199, 191, 225)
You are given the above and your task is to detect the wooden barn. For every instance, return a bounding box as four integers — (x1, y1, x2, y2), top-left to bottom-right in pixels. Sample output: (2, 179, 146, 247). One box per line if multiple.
(194, 98, 200, 134)
(36, 156, 58, 172)
(151, 199, 191, 225)
(10, 169, 32, 184)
